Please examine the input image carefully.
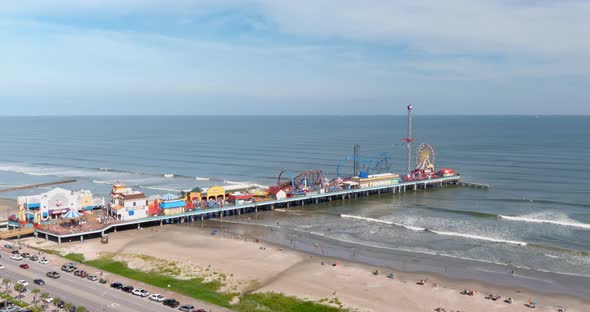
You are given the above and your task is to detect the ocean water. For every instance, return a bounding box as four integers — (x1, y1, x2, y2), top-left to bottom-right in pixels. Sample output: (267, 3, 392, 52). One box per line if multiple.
(0, 115, 589, 278)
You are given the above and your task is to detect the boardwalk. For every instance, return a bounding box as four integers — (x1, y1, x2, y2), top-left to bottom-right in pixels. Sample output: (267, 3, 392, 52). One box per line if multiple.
(10, 176, 462, 244)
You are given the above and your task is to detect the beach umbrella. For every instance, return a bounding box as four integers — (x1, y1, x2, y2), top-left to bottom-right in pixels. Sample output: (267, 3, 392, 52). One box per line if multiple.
(62, 208, 82, 219)
(161, 193, 177, 201)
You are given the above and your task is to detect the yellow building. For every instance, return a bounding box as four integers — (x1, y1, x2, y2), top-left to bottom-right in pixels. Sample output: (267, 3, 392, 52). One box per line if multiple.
(204, 186, 225, 200)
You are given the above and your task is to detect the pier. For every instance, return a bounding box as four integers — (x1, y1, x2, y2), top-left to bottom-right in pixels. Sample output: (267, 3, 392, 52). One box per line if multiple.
(9, 176, 461, 244)
(457, 181, 490, 189)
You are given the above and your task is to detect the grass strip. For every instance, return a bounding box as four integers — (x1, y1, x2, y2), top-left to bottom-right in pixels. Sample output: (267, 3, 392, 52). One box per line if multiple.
(63, 253, 349, 312)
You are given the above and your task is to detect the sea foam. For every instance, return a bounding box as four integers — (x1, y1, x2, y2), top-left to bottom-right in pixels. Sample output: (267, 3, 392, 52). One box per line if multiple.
(499, 215, 590, 230)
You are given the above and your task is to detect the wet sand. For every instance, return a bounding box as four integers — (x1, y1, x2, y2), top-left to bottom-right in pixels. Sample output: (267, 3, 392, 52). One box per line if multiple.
(25, 222, 590, 312)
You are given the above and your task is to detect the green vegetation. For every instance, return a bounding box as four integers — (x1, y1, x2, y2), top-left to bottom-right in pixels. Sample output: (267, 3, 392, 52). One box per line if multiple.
(236, 292, 348, 312)
(85, 257, 234, 307)
(64, 253, 86, 263)
(79, 255, 349, 312)
(0, 293, 29, 307)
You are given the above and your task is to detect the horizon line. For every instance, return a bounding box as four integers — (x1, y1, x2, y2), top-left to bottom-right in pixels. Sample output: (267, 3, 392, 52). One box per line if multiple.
(0, 114, 587, 117)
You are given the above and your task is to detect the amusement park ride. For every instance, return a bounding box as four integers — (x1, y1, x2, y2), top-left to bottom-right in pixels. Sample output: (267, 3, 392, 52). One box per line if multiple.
(268, 104, 455, 196)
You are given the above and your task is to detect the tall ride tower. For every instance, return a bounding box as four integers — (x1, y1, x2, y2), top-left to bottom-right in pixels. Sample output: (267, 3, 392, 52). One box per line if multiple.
(401, 104, 415, 176)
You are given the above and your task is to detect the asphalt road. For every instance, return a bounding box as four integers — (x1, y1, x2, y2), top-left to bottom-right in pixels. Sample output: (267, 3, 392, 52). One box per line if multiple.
(0, 249, 213, 312)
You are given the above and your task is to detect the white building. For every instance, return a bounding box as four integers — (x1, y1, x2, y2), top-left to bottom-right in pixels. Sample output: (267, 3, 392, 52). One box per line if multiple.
(17, 187, 98, 221)
(109, 184, 148, 220)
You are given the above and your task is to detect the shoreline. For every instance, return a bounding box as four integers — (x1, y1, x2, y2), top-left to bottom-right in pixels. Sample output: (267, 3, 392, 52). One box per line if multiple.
(23, 221, 590, 312)
(208, 218, 590, 301)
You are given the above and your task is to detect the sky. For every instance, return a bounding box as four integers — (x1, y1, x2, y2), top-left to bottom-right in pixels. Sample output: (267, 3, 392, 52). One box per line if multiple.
(1, 0, 589, 115)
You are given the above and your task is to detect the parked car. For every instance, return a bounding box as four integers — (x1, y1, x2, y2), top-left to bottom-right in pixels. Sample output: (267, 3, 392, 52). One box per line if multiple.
(33, 279, 45, 285)
(87, 275, 98, 281)
(110, 282, 123, 289)
(29, 255, 38, 261)
(57, 300, 65, 308)
(121, 285, 134, 293)
(61, 264, 76, 272)
(16, 280, 28, 287)
(73, 270, 88, 278)
(149, 294, 165, 302)
(46, 271, 60, 279)
(194, 309, 207, 312)
(20, 253, 30, 258)
(11, 250, 19, 254)
(43, 297, 54, 304)
(132, 288, 150, 297)
(179, 304, 195, 312)
(39, 258, 49, 265)
(19, 264, 29, 269)
(10, 254, 23, 261)
(4, 244, 13, 249)
(0, 264, 4, 269)
(162, 298, 180, 308)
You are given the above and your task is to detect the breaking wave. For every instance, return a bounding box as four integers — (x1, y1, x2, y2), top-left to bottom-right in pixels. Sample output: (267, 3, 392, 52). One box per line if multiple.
(413, 205, 590, 231)
(340, 214, 527, 246)
(499, 215, 590, 230)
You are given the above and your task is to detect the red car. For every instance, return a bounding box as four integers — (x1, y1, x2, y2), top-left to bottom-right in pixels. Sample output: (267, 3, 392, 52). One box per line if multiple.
(19, 264, 29, 269)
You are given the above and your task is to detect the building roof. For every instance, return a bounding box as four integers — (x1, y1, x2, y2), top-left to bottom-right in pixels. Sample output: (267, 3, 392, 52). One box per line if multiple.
(120, 193, 146, 200)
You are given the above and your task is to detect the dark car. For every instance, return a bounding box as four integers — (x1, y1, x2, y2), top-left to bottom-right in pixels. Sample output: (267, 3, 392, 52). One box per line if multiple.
(11, 250, 19, 254)
(162, 298, 180, 308)
(195, 309, 207, 312)
(33, 279, 45, 285)
(121, 285, 134, 293)
(110, 282, 123, 289)
(30, 255, 39, 261)
(57, 300, 65, 308)
(21, 253, 30, 258)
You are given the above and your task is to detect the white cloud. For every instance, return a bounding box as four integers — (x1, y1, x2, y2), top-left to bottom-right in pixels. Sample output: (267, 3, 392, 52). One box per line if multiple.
(0, 1, 589, 114)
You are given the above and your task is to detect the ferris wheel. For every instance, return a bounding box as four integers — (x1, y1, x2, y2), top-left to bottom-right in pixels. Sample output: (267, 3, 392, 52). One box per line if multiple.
(416, 143, 435, 170)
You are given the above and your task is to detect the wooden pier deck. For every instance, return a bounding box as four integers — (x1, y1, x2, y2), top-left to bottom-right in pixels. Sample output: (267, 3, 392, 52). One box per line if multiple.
(8, 176, 462, 244)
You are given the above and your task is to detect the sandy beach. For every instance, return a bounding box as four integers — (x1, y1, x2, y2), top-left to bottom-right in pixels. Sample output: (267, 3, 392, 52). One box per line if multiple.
(0, 198, 15, 221)
(21, 223, 589, 312)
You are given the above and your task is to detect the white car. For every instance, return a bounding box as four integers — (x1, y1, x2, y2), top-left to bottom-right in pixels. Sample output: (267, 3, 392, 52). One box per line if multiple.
(10, 254, 23, 261)
(0, 264, 4, 269)
(43, 297, 54, 304)
(16, 280, 28, 287)
(149, 294, 165, 302)
(39, 258, 49, 265)
(132, 288, 150, 297)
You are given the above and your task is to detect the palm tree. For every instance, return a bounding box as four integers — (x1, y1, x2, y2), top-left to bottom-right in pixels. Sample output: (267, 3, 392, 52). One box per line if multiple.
(64, 302, 74, 311)
(13, 283, 23, 298)
(1, 279, 9, 295)
(53, 296, 61, 306)
(31, 288, 41, 305)
(76, 306, 87, 312)
(40, 291, 50, 301)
